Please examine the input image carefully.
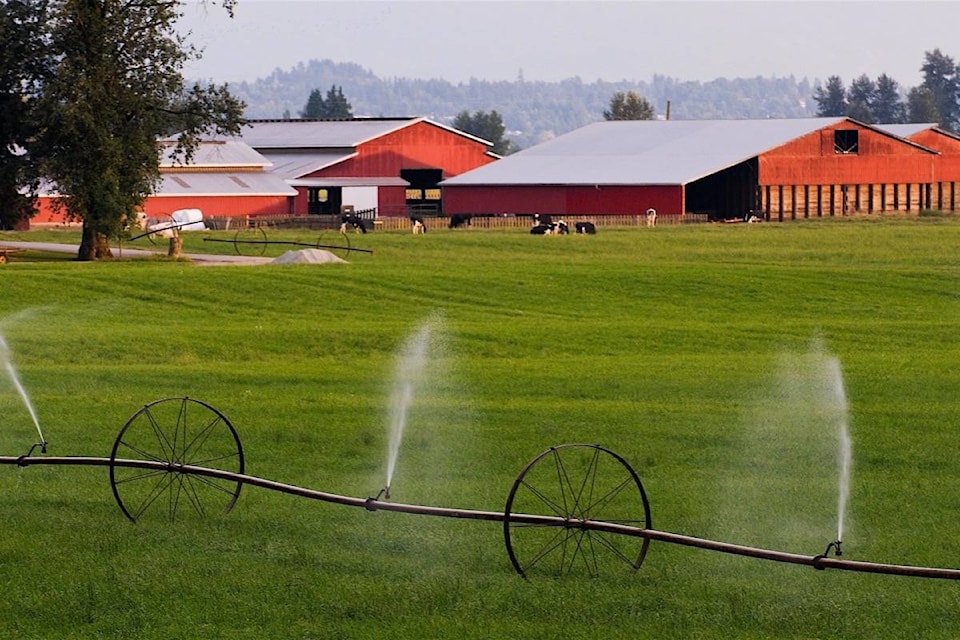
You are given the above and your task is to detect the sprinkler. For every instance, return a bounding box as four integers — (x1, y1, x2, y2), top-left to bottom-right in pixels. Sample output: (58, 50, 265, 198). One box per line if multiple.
(17, 441, 47, 466)
(365, 486, 390, 511)
(813, 540, 843, 569)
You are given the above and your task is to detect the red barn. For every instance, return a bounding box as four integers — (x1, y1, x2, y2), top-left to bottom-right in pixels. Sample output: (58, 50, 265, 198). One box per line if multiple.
(442, 117, 955, 222)
(237, 118, 498, 218)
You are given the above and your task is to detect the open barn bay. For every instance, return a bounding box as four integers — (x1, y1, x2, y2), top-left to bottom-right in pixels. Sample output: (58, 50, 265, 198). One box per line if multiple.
(1, 218, 959, 638)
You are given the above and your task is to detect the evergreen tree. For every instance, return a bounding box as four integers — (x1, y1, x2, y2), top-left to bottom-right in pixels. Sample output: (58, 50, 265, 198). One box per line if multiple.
(603, 90, 655, 120)
(32, 0, 245, 260)
(846, 74, 876, 123)
(907, 86, 940, 124)
(872, 74, 906, 124)
(453, 109, 513, 155)
(322, 85, 353, 119)
(920, 48, 960, 131)
(813, 76, 846, 116)
(300, 88, 324, 118)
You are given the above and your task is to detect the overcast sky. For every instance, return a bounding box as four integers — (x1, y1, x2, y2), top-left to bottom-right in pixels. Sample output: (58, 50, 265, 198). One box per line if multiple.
(177, 1, 959, 88)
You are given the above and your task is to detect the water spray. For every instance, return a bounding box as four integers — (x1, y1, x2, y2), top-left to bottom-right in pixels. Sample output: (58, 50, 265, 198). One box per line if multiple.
(0, 332, 47, 448)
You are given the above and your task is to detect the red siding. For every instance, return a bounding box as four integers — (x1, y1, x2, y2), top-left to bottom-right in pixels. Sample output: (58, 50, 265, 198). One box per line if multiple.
(142, 196, 292, 218)
(760, 124, 936, 185)
(309, 121, 495, 180)
(444, 185, 683, 216)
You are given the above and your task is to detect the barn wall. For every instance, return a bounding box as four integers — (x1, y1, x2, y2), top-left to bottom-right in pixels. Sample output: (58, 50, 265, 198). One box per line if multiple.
(312, 121, 495, 179)
(142, 196, 293, 219)
(564, 185, 683, 215)
(443, 185, 682, 216)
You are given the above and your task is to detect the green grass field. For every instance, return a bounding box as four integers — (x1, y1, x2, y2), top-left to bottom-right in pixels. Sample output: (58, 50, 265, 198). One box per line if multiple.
(2, 218, 960, 638)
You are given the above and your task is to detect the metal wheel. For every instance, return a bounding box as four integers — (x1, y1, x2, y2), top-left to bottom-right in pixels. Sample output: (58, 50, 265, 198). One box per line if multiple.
(109, 397, 245, 523)
(504, 444, 651, 578)
(233, 226, 267, 256)
(144, 214, 176, 245)
(316, 231, 351, 259)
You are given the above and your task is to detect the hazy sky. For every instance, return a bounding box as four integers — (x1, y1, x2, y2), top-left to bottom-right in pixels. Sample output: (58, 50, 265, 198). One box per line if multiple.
(178, 1, 958, 88)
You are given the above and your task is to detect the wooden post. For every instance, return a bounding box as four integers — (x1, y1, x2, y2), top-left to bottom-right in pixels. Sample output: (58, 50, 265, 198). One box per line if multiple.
(168, 236, 182, 258)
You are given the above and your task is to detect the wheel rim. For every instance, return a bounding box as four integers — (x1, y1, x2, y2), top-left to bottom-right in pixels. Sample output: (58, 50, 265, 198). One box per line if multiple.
(233, 226, 267, 256)
(109, 397, 245, 523)
(504, 443, 651, 578)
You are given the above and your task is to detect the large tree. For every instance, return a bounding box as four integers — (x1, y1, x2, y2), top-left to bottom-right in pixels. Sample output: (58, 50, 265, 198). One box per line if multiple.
(603, 90, 655, 121)
(920, 48, 960, 131)
(845, 74, 876, 123)
(33, 0, 245, 260)
(907, 86, 940, 124)
(813, 76, 846, 117)
(872, 74, 906, 124)
(453, 109, 513, 155)
(0, 0, 50, 230)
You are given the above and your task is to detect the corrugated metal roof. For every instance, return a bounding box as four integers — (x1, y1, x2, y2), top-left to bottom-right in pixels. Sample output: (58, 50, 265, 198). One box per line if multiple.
(160, 140, 271, 168)
(239, 119, 419, 149)
(875, 123, 939, 138)
(443, 117, 868, 187)
(260, 152, 356, 179)
(238, 117, 493, 150)
(156, 172, 296, 197)
(288, 177, 409, 188)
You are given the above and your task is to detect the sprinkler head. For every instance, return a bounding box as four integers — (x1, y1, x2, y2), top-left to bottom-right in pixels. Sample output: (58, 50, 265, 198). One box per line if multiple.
(384, 485, 391, 500)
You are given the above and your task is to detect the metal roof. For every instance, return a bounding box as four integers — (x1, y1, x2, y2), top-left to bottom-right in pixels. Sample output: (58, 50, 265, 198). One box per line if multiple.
(160, 140, 271, 168)
(238, 117, 492, 150)
(156, 172, 296, 197)
(259, 152, 357, 179)
(442, 117, 899, 187)
(288, 177, 409, 188)
(875, 123, 939, 138)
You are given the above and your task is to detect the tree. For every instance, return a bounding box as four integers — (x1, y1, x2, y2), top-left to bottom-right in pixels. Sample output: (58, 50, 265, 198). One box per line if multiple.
(0, 0, 50, 230)
(872, 74, 906, 124)
(603, 90, 654, 120)
(813, 76, 846, 116)
(300, 88, 325, 118)
(322, 85, 353, 119)
(453, 109, 513, 155)
(32, 0, 245, 260)
(920, 48, 960, 131)
(845, 74, 876, 123)
(907, 86, 940, 124)
(300, 85, 353, 119)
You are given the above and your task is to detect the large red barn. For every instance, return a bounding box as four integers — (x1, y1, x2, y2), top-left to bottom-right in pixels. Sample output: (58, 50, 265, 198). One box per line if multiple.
(442, 117, 960, 221)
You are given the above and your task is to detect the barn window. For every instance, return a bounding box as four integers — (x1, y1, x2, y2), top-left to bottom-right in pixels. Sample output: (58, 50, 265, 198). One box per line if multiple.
(834, 130, 859, 154)
(405, 189, 423, 200)
(424, 188, 441, 200)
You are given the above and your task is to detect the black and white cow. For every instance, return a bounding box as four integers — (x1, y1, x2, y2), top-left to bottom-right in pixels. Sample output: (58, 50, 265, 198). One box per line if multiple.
(410, 215, 427, 234)
(575, 221, 596, 235)
(340, 214, 368, 234)
(530, 219, 570, 235)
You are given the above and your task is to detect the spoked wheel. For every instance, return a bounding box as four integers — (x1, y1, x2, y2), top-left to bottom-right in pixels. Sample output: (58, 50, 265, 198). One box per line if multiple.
(317, 231, 350, 260)
(233, 226, 267, 256)
(109, 397, 245, 523)
(504, 444, 652, 579)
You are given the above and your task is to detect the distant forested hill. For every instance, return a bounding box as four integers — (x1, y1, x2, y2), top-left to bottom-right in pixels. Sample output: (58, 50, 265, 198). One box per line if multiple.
(226, 59, 818, 150)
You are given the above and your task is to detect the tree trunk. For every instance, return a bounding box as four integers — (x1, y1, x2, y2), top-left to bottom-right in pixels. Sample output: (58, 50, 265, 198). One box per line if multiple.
(77, 222, 113, 261)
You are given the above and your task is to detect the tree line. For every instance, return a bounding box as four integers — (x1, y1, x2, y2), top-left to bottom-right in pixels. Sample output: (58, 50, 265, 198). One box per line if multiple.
(813, 49, 960, 130)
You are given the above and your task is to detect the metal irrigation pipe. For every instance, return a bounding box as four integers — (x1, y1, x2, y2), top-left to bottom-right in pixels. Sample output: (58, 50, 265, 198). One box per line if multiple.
(202, 238, 374, 254)
(3, 454, 960, 580)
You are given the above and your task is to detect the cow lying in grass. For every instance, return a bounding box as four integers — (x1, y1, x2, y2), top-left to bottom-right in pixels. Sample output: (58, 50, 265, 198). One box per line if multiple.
(530, 220, 569, 235)
(575, 221, 596, 234)
(410, 215, 426, 234)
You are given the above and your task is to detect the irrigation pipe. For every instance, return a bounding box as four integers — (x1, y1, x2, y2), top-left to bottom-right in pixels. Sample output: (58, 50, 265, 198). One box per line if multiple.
(3, 455, 959, 580)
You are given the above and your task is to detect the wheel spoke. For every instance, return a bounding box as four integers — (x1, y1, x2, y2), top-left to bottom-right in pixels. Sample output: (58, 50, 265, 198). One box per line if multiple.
(505, 444, 651, 578)
(110, 397, 244, 523)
